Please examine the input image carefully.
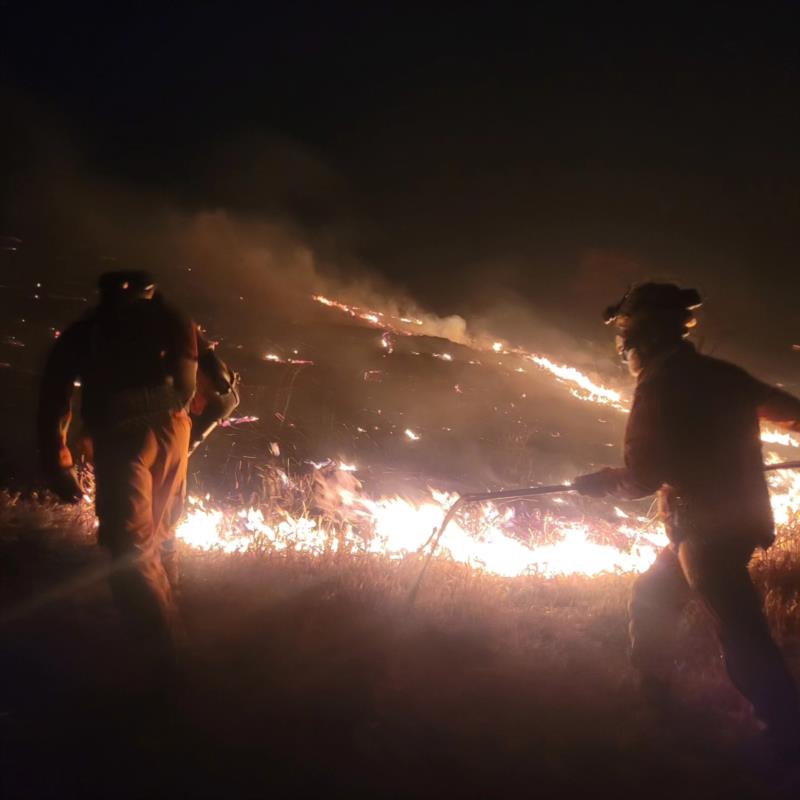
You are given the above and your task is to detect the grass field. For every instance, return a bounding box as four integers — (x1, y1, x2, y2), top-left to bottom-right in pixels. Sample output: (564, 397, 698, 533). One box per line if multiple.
(2, 282, 799, 797)
(2, 495, 799, 799)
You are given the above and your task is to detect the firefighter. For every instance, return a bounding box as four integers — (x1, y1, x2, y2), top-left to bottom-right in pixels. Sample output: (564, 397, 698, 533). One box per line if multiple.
(38, 270, 197, 672)
(573, 283, 800, 751)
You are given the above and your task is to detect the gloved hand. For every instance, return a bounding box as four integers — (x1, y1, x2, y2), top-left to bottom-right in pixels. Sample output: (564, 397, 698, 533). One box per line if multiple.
(572, 467, 620, 498)
(48, 467, 84, 504)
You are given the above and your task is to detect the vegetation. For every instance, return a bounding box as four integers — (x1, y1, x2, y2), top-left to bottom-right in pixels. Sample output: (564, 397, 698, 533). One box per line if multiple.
(1, 492, 799, 798)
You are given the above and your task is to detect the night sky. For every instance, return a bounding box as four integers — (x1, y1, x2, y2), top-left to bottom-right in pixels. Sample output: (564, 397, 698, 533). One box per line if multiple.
(2, 2, 800, 376)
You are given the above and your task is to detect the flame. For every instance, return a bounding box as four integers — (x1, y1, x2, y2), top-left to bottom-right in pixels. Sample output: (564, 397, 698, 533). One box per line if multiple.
(312, 294, 423, 328)
(761, 429, 800, 448)
(527, 356, 628, 411)
(176, 463, 800, 578)
(765, 452, 800, 527)
(174, 292, 798, 580)
(176, 487, 671, 577)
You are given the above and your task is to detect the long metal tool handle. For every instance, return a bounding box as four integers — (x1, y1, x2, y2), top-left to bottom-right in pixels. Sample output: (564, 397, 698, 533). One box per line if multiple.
(765, 459, 800, 472)
(408, 483, 573, 604)
(407, 458, 800, 604)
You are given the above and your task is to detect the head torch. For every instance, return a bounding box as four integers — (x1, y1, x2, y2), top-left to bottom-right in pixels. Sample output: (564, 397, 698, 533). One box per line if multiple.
(603, 283, 702, 361)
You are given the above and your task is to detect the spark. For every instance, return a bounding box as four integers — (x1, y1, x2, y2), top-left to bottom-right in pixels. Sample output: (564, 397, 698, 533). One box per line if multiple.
(405, 428, 421, 441)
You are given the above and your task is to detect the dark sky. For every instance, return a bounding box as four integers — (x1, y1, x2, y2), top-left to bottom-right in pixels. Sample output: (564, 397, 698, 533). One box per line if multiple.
(2, 2, 800, 374)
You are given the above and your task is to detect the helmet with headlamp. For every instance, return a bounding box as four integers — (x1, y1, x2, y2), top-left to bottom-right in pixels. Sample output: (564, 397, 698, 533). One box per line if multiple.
(604, 283, 702, 365)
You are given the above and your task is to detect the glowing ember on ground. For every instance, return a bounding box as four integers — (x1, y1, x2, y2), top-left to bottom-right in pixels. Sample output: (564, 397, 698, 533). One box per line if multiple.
(311, 292, 800, 449)
(311, 292, 630, 410)
(263, 353, 315, 366)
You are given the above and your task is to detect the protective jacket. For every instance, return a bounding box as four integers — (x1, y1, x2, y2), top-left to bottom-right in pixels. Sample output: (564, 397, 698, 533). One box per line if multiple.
(37, 291, 198, 659)
(605, 342, 800, 546)
(38, 295, 197, 473)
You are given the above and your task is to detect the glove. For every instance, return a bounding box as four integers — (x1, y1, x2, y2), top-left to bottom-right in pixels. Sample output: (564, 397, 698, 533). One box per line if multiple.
(48, 467, 84, 504)
(572, 467, 620, 498)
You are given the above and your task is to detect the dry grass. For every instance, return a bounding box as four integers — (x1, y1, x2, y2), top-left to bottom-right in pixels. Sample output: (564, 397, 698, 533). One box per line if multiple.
(1, 494, 800, 798)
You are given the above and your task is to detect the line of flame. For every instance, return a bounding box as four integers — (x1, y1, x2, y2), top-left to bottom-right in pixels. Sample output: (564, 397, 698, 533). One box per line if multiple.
(311, 293, 800, 447)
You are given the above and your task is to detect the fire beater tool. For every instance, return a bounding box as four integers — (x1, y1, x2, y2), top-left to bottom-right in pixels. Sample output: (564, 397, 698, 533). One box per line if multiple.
(408, 459, 800, 603)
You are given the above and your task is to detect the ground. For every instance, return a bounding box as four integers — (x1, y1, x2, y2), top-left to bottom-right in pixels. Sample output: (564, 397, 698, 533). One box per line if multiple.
(2, 510, 799, 799)
(2, 281, 799, 797)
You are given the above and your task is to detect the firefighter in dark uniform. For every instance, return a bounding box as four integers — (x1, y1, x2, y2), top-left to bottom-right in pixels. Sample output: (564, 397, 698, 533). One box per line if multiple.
(38, 271, 198, 668)
(573, 283, 800, 750)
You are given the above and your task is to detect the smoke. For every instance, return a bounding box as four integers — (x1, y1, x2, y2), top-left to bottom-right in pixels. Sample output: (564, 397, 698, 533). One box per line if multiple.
(0, 92, 625, 382)
(0, 92, 600, 369)
(1, 115, 482, 353)
(5, 92, 782, 388)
